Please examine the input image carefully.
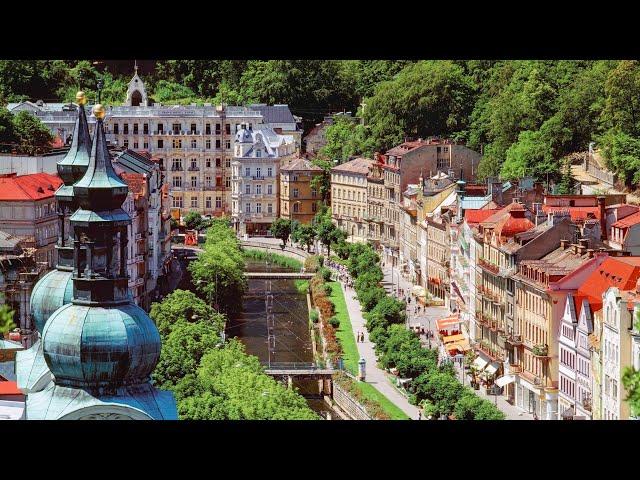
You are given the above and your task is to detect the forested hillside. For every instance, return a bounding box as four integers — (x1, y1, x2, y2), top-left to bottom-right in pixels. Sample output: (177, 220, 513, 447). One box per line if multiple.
(1, 59, 639, 184)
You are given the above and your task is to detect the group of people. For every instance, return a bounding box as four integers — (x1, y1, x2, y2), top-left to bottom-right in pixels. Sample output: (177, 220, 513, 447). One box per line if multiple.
(326, 259, 354, 288)
(355, 331, 365, 343)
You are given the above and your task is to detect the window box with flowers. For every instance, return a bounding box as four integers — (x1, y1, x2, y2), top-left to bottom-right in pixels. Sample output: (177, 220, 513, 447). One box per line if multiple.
(533, 344, 549, 357)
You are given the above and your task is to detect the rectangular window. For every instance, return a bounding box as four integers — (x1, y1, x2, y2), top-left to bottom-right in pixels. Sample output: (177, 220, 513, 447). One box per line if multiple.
(206, 124, 211, 135)
(173, 176, 182, 188)
(172, 123, 181, 134)
(143, 123, 148, 134)
(216, 196, 222, 209)
(158, 139, 163, 149)
(191, 197, 198, 208)
(293, 203, 300, 213)
(311, 188, 317, 197)
(173, 197, 183, 208)
(267, 167, 273, 177)
(205, 176, 212, 188)
(123, 139, 129, 148)
(256, 167, 261, 178)
(123, 123, 129, 134)
(245, 184, 251, 194)
(206, 139, 211, 149)
(133, 123, 139, 134)
(206, 197, 212, 209)
(191, 123, 197, 133)
(113, 124, 119, 134)
(216, 158, 221, 167)
(225, 124, 231, 135)
(256, 185, 262, 195)
(191, 139, 197, 149)
(226, 177, 230, 188)
(191, 176, 197, 188)
(226, 158, 231, 168)
(256, 203, 262, 213)
(245, 203, 251, 213)
(216, 139, 221, 149)
(206, 159, 212, 168)
(245, 167, 251, 177)
(225, 140, 231, 149)
(133, 142, 139, 149)
(312, 202, 317, 212)
(215, 123, 221, 134)
(172, 139, 182, 148)
(143, 142, 148, 149)
(267, 184, 273, 195)
(293, 188, 299, 198)
(268, 203, 273, 214)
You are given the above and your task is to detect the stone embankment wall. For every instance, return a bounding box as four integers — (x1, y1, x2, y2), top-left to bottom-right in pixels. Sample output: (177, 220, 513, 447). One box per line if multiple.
(332, 382, 372, 420)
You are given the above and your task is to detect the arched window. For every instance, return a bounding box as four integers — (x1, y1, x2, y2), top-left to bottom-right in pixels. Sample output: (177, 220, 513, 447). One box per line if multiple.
(131, 90, 143, 106)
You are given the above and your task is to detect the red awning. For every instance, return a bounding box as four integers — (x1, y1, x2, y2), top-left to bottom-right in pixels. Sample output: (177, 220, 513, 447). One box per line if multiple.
(436, 316, 461, 330)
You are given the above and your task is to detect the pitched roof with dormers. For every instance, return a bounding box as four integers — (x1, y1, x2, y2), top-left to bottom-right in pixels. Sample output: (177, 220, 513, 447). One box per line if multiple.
(576, 256, 640, 312)
(0, 173, 63, 201)
(331, 157, 374, 175)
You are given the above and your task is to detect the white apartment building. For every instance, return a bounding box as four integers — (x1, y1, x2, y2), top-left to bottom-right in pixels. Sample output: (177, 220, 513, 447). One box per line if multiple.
(231, 126, 295, 236)
(7, 68, 301, 218)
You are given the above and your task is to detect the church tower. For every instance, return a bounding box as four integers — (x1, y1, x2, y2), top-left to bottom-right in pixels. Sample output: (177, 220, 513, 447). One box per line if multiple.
(24, 103, 177, 420)
(16, 91, 92, 394)
(125, 61, 148, 107)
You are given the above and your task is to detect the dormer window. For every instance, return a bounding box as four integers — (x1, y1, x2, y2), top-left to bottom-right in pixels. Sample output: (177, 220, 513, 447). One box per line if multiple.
(256, 149, 261, 158)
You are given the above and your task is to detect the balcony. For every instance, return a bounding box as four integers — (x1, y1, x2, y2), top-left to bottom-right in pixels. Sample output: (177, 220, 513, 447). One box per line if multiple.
(532, 344, 550, 358)
(170, 166, 184, 171)
(508, 364, 522, 374)
(478, 258, 500, 275)
(506, 334, 523, 346)
(188, 166, 200, 171)
(252, 175, 267, 180)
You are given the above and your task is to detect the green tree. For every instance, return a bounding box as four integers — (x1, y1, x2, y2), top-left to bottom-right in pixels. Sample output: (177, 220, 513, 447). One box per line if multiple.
(183, 210, 203, 230)
(152, 321, 223, 389)
(556, 157, 575, 194)
(0, 300, 16, 336)
(291, 222, 316, 252)
(149, 289, 225, 338)
(269, 218, 293, 248)
(0, 108, 16, 153)
(11, 111, 54, 155)
(310, 157, 333, 204)
(602, 60, 640, 137)
(179, 339, 318, 420)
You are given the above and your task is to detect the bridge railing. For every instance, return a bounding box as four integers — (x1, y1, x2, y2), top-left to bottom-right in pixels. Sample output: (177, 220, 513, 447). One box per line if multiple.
(262, 362, 318, 370)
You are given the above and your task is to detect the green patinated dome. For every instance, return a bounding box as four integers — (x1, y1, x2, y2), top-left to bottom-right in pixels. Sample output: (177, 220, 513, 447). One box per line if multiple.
(42, 303, 161, 389)
(30, 270, 74, 334)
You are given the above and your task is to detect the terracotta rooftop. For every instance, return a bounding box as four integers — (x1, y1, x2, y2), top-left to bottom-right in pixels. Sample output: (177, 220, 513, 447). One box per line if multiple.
(384, 140, 430, 156)
(331, 157, 374, 175)
(482, 202, 535, 240)
(542, 205, 601, 221)
(281, 157, 323, 172)
(0, 172, 63, 201)
(577, 256, 640, 311)
(612, 210, 640, 229)
(120, 172, 146, 196)
(465, 209, 500, 225)
(0, 380, 22, 396)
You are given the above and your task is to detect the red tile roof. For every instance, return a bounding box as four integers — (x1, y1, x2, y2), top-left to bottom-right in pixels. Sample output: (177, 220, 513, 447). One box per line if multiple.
(465, 209, 500, 224)
(612, 210, 640, 229)
(121, 172, 145, 196)
(482, 202, 535, 239)
(0, 173, 62, 201)
(384, 140, 430, 156)
(541, 205, 600, 221)
(331, 157, 374, 175)
(0, 381, 22, 396)
(577, 257, 640, 311)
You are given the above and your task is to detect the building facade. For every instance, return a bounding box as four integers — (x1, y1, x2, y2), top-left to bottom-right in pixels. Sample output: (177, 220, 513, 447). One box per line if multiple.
(331, 158, 374, 243)
(231, 126, 295, 236)
(280, 157, 323, 224)
(0, 173, 63, 268)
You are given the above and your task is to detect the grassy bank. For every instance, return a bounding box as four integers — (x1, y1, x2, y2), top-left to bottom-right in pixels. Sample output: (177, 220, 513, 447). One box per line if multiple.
(354, 382, 410, 420)
(327, 282, 358, 374)
(243, 248, 303, 271)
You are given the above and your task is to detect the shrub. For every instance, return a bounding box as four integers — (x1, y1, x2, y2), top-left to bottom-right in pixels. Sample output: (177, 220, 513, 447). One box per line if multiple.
(357, 286, 387, 312)
(304, 255, 321, 273)
(319, 266, 332, 282)
(328, 316, 340, 328)
(323, 284, 333, 296)
(309, 310, 319, 324)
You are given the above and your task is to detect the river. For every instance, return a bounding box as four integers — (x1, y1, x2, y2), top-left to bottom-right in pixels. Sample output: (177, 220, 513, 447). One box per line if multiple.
(177, 253, 339, 419)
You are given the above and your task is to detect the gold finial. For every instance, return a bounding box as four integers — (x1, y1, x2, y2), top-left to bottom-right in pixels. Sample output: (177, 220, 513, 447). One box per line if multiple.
(76, 91, 87, 105)
(93, 104, 106, 120)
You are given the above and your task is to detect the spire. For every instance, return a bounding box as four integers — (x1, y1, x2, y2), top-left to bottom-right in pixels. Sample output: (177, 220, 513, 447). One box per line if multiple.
(57, 91, 91, 185)
(134, 59, 138, 74)
(73, 104, 128, 212)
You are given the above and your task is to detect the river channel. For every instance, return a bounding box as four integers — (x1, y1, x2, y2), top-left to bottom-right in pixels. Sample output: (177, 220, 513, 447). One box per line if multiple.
(178, 254, 339, 418)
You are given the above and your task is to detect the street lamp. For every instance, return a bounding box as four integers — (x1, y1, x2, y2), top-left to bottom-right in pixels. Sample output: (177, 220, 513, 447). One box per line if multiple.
(454, 353, 465, 385)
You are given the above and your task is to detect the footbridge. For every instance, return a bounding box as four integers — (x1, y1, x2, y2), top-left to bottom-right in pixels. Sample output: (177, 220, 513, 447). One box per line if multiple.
(246, 272, 314, 280)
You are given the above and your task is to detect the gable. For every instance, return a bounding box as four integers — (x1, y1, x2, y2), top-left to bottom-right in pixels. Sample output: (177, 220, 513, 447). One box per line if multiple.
(577, 299, 594, 334)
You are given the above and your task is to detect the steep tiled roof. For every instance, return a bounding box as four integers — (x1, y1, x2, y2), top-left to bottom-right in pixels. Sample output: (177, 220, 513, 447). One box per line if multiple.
(577, 256, 640, 311)
(248, 104, 295, 124)
(0, 173, 62, 201)
(120, 172, 146, 196)
(385, 140, 429, 156)
(482, 202, 535, 239)
(542, 205, 600, 221)
(612, 210, 640, 228)
(465, 209, 500, 225)
(331, 157, 374, 175)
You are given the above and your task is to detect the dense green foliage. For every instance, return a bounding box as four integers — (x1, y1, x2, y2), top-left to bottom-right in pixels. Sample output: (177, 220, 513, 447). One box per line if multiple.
(189, 218, 247, 314)
(0, 299, 16, 336)
(0, 109, 53, 154)
(268, 218, 293, 247)
(149, 289, 225, 338)
(242, 248, 303, 271)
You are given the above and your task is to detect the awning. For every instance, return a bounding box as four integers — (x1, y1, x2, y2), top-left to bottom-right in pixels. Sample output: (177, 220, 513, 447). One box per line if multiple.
(472, 357, 488, 370)
(412, 285, 427, 297)
(446, 340, 471, 353)
(442, 333, 465, 344)
(484, 362, 499, 375)
(495, 375, 515, 387)
(436, 316, 461, 330)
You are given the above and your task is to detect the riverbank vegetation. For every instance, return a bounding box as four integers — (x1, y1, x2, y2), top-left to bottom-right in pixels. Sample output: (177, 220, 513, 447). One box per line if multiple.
(242, 248, 303, 271)
(151, 226, 318, 420)
(188, 218, 246, 315)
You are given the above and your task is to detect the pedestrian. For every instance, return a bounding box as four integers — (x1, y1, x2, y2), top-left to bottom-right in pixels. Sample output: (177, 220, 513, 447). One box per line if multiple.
(356, 331, 360, 343)
(418, 410, 422, 421)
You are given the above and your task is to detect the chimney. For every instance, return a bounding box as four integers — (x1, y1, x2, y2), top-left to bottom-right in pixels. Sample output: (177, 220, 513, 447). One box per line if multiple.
(579, 238, 589, 249)
(560, 239, 569, 250)
(587, 249, 595, 258)
(598, 196, 607, 240)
